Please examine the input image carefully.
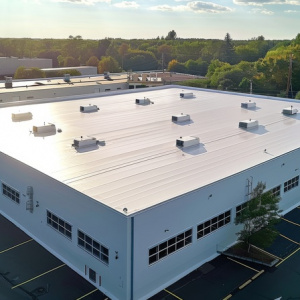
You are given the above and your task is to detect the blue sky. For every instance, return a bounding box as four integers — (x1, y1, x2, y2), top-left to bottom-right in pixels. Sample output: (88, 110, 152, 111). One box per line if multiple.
(1, 0, 300, 40)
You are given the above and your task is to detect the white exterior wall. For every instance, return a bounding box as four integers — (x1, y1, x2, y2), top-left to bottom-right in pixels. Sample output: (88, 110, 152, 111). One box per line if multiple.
(0, 57, 20, 75)
(0, 153, 132, 300)
(18, 58, 52, 69)
(132, 148, 300, 300)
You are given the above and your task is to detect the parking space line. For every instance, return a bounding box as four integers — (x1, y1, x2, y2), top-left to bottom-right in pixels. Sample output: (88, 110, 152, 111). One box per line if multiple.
(76, 288, 98, 300)
(0, 239, 33, 254)
(276, 247, 300, 267)
(227, 257, 260, 273)
(251, 269, 264, 280)
(281, 217, 300, 227)
(11, 263, 66, 289)
(239, 279, 252, 289)
(279, 233, 300, 245)
(223, 294, 232, 300)
(250, 244, 282, 261)
(164, 288, 183, 300)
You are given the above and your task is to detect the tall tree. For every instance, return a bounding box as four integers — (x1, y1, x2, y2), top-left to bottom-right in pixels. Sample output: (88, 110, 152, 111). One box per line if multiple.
(166, 30, 177, 40)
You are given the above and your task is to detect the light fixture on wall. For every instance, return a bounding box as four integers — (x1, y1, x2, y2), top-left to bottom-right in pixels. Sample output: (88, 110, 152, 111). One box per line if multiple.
(208, 194, 212, 199)
(115, 251, 119, 260)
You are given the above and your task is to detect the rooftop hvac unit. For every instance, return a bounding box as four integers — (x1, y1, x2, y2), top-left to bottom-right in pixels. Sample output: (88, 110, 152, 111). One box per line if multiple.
(11, 112, 33, 122)
(80, 105, 99, 113)
(5, 76, 12, 89)
(64, 74, 70, 83)
(239, 119, 258, 129)
(72, 136, 99, 148)
(180, 92, 193, 98)
(176, 136, 200, 148)
(241, 101, 256, 109)
(33, 123, 56, 134)
(282, 106, 298, 115)
(136, 98, 151, 105)
(172, 114, 190, 122)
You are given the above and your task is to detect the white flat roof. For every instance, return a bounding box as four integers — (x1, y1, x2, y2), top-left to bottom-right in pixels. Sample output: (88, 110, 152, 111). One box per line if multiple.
(0, 86, 299, 215)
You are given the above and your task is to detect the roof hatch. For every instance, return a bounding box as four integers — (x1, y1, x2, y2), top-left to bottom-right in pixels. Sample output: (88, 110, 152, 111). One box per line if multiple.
(241, 100, 256, 109)
(12, 112, 33, 122)
(176, 136, 200, 148)
(239, 119, 258, 129)
(172, 114, 190, 122)
(80, 105, 99, 113)
(282, 106, 298, 115)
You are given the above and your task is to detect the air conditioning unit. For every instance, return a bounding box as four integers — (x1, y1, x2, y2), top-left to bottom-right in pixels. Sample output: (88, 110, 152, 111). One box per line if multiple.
(180, 92, 193, 98)
(11, 112, 33, 122)
(176, 136, 200, 148)
(239, 119, 258, 129)
(33, 123, 56, 134)
(72, 136, 99, 148)
(172, 114, 190, 122)
(282, 106, 298, 115)
(80, 105, 99, 113)
(241, 101, 256, 109)
(136, 98, 151, 105)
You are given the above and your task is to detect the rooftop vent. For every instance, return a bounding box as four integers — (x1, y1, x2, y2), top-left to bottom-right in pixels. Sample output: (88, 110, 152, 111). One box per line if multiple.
(11, 112, 33, 122)
(239, 119, 258, 129)
(80, 105, 99, 113)
(176, 136, 200, 148)
(64, 74, 70, 83)
(136, 97, 151, 105)
(282, 106, 298, 115)
(33, 123, 56, 135)
(180, 92, 193, 98)
(72, 136, 99, 148)
(172, 114, 190, 122)
(241, 100, 256, 109)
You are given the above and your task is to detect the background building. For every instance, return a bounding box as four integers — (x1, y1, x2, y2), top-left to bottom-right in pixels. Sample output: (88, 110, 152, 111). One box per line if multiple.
(0, 86, 300, 299)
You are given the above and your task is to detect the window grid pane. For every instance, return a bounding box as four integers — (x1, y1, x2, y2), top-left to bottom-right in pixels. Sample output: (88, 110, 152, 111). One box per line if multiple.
(284, 176, 299, 193)
(77, 230, 109, 265)
(46, 210, 72, 240)
(197, 210, 231, 240)
(148, 228, 193, 265)
(2, 183, 20, 204)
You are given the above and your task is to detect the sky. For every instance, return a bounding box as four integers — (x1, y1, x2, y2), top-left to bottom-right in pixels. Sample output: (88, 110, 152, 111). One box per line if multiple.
(1, 0, 300, 40)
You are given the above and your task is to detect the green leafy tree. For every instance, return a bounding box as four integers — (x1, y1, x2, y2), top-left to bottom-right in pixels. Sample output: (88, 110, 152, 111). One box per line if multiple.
(98, 56, 121, 73)
(64, 56, 79, 67)
(295, 91, 300, 100)
(123, 50, 158, 71)
(235, 182, 281, 251)
(14, 66, 45, 79)
(86, 55, 99, 67)
(167, 59, 187, 73)
(166, 30, 177, 40)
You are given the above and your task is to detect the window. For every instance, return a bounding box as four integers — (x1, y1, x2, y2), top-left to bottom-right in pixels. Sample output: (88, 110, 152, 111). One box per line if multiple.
(47, 211, 72, 239)
(236, 203, 247, 217)
(284, 176, 299, 193)
(78, 230, 109, 265)
(149, 229, 192, 265)
(89, 268, 96, 283)
(197, 210, 231, 240)
(271, 185, 281, 197)
(2, 183, 20, 204)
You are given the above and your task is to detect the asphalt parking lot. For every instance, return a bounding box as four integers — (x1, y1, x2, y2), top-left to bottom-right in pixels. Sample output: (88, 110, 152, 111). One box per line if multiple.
(150, 207, 300, 300)
(0, 214, 108, 300)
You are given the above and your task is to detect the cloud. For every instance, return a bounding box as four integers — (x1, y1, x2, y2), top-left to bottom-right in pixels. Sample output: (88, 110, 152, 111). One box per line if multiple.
(234, 0, 300, 5)
(52, 0, 110, 5)
(113, 1, 139, 8)
(251, 7, 274, 13)
(150, 1, 232, 13)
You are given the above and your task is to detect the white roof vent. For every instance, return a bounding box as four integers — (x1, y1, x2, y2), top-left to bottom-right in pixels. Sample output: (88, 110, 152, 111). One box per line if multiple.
(12, 112, 33, 122)
(172, 114, 190, 122)
(239, 119, 258, 129)
(135, 98, 151, 105)
(180, 92, 193, 98)
(80, 105, 99, 113)
(72, 136, 99, 148)
(241, 100, 256, 109)
(33, 123, 56, 135)
(282, 106, 298, 115)
(176, 136, 200, 148)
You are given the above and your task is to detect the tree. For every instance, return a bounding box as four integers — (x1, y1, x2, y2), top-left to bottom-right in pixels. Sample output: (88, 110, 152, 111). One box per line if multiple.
(166, 30, 177, 40)
(86, 56, 99, 67)
(98, 56, 121, 73)
(14, 66, 45, 79)
(119, 43, 129, 70)
(295, 91, 300, 100)
(167, 59, 187, 73)
(235, 182, 281, 251)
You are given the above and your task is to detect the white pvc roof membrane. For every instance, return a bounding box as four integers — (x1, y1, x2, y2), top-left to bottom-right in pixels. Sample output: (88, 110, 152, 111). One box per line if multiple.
(0, 86, 299, 215)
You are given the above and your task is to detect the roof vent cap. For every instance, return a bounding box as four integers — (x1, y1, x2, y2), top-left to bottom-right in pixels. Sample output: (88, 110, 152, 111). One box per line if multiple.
(239, 119, 258, 129)
(176, 136, 200, 148)
(12, 112, 32, 122)
(135, 97, 151, 105)
(72, 136, 99, 148)
(32, 123, 56, 135)
(282, 106, 298, 115)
